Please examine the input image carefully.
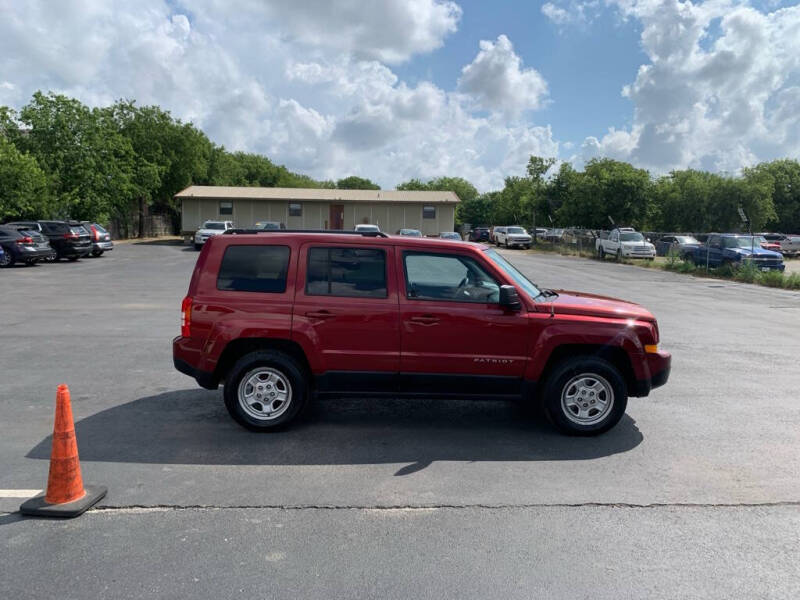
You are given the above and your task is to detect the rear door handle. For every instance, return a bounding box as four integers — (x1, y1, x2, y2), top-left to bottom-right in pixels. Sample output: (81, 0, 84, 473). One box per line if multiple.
(306, 310, 335, 319)
(410, 315, 439, 325)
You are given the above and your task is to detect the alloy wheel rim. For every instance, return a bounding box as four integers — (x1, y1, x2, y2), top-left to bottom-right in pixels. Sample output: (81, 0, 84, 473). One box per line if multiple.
(560, 373, 614, 425)
(238, 368, 292, 421)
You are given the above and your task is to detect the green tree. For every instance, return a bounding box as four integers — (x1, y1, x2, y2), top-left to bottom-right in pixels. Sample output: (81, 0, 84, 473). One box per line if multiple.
(0, 136, 52, 221)
(557, 158, 651, 229)
(336, 175, 380, 190)
(745, 159, 800, 233)
(15, 92, 136, 222)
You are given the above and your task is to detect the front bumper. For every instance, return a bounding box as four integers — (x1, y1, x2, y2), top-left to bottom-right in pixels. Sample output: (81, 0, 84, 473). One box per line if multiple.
(630, 350, 671, 397)
(622, 249, 656, 258)
(507, 237, 532, 247)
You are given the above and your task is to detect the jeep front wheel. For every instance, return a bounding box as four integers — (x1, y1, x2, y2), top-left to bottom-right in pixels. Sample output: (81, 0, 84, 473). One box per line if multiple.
(541, 356, 627, 435)
(223, 351, 308, 431)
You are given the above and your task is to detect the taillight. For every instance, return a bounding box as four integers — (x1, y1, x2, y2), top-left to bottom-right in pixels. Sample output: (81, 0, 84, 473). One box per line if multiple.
(181, 296, 193, 337)
(63, 232, 79, 240)
(16, 236, 34, 244)
(91, 225, 100, 241)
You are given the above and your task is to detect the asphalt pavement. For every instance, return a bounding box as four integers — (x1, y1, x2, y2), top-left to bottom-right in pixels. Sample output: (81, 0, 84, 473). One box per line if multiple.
(1, 241, 799, 599)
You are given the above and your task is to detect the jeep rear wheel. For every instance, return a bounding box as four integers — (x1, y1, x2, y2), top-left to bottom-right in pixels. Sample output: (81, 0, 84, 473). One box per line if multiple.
(223, 351, 308, 431)
(541, 356, 627, 435)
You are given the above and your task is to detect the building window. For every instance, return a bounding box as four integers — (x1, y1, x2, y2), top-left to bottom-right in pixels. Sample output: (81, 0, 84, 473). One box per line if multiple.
(219, 201, 233, 215)
(289, 203, 302, 217)
(423, 205, 436, 219)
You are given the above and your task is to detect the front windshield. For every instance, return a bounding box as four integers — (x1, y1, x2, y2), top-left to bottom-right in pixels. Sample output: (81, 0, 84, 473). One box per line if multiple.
(620, 232, 644, 242)
(401, 229, 422, 236)
(507, 227, 526, 234)
(724, 237, 760, 249)
(676, 236, 698, 244)
(204, 222, 225, 230)
(485, 249, 542, 301)
(357, 225, 379, 231)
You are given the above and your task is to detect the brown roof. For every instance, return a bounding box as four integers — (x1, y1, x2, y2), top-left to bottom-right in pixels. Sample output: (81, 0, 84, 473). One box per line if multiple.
(175, 185, 460, 204)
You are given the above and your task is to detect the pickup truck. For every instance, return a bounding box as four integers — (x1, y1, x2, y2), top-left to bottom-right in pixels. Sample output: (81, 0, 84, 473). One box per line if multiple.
(494, 226, 532, 249)
(173, 229, 671, 436)
(686, 234, 785, 271)
(596, 228, 656, 260)
(780, 235, 800, 257)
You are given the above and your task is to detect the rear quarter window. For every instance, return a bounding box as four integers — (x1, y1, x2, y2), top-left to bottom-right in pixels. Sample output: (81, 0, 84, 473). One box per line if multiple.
(217, 245, 290, 293)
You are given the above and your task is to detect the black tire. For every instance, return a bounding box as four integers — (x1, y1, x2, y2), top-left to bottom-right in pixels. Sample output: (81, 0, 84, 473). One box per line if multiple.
(541, 356, 628, 436)
(92, 250, 104, 257)
(223, 351, 309, 431)
(0, 251, 10, 267)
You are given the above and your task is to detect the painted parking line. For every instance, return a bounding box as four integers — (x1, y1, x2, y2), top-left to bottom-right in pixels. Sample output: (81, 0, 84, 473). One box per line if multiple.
(0, 489, 42, 498)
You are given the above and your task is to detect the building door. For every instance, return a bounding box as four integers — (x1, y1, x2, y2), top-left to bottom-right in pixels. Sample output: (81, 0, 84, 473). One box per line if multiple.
(329, 204, 344, 230)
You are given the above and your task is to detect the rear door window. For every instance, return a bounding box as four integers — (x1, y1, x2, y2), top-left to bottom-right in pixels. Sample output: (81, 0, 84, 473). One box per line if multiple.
(306, 247, 387, 298)
(217, 245, 290, 293)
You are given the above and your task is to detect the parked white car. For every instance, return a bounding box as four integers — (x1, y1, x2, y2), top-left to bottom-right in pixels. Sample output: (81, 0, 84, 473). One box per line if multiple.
(194, 220, 234, 249)
(494, 226, 532, 249)
(354, 224, 381, 233)
(596, 227, 656, 260)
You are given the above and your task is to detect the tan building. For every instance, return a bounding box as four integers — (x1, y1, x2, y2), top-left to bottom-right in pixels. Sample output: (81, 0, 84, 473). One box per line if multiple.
(176, 186, 460, 236)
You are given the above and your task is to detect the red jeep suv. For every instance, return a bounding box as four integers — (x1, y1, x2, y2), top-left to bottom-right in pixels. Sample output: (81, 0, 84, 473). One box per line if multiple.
(173, 230, 670, 435)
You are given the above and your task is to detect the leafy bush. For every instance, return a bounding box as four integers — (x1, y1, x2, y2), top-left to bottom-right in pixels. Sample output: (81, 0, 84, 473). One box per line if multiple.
(758, 270, 785, 288)
(733, 261, 759, 283)
(783, 272, 800, 290)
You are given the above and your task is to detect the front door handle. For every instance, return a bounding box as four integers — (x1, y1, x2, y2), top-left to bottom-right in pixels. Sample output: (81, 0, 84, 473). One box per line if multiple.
(410, 315, 439, 325)
(306, 310, 335, 319)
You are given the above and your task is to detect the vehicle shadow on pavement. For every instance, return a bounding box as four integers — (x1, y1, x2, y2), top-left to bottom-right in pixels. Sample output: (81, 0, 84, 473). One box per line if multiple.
(26, 389, 643, 475)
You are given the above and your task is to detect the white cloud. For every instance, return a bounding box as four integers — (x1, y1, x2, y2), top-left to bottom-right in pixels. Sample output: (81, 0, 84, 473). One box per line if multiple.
(554, 0, 800, 173)
(0, 2, 559, 191)
(540, 1, 600, 27)
(233, 0, 462, 64)
(457, 35, 549, 116)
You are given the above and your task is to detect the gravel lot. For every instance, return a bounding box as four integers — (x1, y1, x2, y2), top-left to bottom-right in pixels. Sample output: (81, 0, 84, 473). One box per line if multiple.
(2, 242, 799, 599)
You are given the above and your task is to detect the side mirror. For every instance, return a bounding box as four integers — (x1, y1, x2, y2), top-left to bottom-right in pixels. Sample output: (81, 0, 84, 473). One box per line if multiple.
(499, 285, 521, 310)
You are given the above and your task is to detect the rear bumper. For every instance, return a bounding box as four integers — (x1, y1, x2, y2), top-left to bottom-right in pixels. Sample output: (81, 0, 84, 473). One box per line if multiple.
(94, 241, 114, 251)
(12, 246, 52, 260)
(173, 336, 218, 389)
(631, 350, 671, 397)
(61, 244, 92, 257)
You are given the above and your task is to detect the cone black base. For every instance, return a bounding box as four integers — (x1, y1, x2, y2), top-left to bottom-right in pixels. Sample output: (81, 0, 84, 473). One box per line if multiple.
(20, 485, 107, 518)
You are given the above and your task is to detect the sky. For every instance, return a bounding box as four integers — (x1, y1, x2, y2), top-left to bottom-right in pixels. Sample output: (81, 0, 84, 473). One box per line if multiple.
(1, 0, 799, 191)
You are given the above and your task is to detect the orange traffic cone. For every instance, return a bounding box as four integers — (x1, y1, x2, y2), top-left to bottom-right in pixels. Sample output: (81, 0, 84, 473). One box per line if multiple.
(20, 384, 106, 517)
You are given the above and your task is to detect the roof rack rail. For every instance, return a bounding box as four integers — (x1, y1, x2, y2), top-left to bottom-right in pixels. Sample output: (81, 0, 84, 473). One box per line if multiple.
(223, 229, 389, 238)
